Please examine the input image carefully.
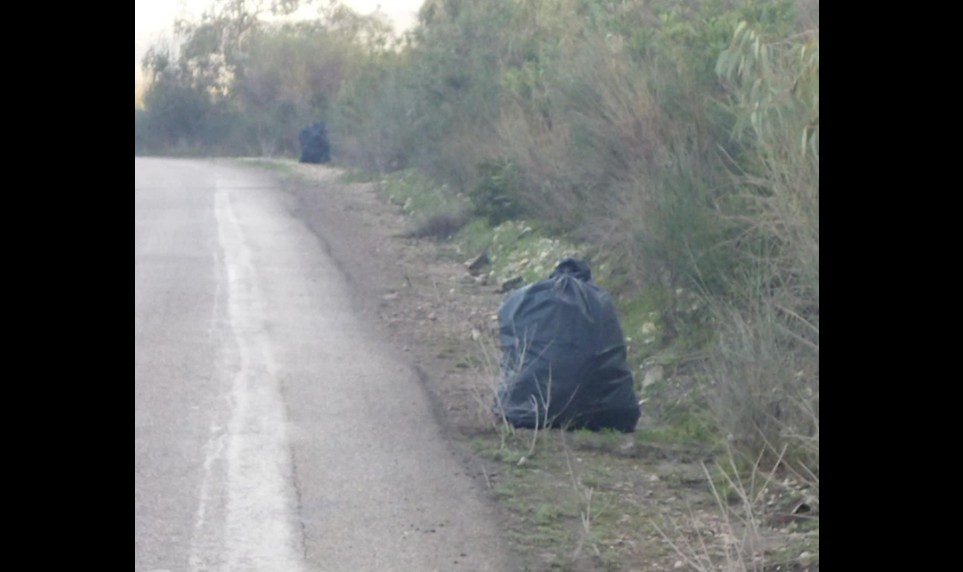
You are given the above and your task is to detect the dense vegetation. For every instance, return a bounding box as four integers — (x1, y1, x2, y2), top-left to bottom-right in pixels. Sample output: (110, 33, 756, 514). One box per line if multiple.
(137, 0, 818, 474)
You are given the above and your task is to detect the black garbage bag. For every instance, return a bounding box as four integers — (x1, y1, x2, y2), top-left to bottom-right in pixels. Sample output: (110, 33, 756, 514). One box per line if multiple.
(299, 122, 330, 164)
(493, 259, 640, 432)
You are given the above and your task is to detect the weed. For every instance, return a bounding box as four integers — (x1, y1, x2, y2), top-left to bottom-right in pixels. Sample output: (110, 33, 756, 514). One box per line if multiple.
(652, 440, 817, 571)
(470, 158, 524, 224)
(534, 503, 560, 526)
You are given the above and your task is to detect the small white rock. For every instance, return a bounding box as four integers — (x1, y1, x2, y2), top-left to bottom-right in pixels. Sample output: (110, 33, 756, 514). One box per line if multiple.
(642, 365, 664, 388)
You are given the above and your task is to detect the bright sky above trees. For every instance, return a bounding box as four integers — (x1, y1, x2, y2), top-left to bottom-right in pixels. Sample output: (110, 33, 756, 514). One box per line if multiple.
(135, 0, 422, 104)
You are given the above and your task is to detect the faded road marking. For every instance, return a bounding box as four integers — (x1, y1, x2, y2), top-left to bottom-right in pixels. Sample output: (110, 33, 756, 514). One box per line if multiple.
(187, 185, 304, 571)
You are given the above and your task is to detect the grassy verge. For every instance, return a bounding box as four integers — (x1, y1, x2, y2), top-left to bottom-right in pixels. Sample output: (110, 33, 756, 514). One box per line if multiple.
(375, 166, 820, 570)
(377, 169, 472, 239)
(235, 157, 303, 177)
(469, 429, 681, 570)
(373, 169, 727, 440)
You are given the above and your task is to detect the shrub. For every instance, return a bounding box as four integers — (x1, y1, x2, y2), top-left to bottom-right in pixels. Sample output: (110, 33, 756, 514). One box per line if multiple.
(705, 19, 819, 467)
(407, 212, 469, 240)
(469, 159, 523, 225)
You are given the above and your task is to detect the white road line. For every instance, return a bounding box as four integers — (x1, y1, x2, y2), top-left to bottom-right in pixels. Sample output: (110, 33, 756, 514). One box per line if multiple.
(188, 186, 304, 571)
(188, 209, 226, 571)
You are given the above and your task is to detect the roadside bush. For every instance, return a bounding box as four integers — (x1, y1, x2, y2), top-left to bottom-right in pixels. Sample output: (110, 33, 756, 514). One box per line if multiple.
(330, 53, 418, 170)
(704, 20, 819, 467)
(380, 169, 472, 240)
(469, 159, 524, 225)
(135, 107, 150, 155)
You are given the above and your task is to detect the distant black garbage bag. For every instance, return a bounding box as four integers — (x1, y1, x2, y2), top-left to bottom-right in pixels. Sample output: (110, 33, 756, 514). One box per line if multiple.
(299, 122, 330, 164)
(493, 259, 641, 432)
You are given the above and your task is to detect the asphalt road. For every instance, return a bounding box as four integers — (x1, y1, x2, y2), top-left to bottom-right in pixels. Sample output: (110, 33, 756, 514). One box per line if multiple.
(135, 158, 510, 571)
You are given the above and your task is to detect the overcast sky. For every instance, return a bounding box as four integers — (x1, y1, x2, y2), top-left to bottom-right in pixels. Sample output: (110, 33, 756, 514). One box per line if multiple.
(135, 0, 423, 100)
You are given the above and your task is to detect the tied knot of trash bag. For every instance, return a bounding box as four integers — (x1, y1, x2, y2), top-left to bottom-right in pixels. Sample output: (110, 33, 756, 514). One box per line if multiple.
(549, 258, 592, 282)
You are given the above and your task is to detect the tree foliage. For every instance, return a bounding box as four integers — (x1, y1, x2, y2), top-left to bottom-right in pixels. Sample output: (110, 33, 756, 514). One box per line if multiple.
(137, 0, 392, 155)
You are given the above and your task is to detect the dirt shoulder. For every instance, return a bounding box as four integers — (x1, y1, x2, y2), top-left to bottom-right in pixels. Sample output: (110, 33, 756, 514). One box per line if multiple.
(248, 161, 506, 437)
(232, 159, 819, 572)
